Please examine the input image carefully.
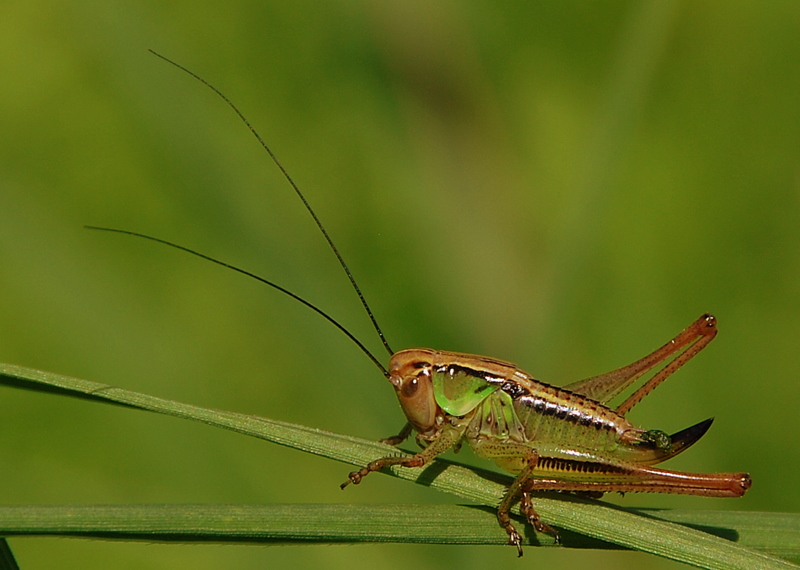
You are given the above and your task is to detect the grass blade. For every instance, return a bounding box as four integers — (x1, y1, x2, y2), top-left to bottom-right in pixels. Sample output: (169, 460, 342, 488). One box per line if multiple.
(0, 362, 794, 569)
(0, 503, 796, 561)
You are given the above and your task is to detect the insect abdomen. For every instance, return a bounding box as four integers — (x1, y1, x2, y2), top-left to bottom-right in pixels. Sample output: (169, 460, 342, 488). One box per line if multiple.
(513, 382, 626, 454)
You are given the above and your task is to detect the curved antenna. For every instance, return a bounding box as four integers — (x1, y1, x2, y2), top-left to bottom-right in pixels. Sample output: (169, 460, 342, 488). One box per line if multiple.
(148, 49, 394, 357)
(86, 226, 389, 378)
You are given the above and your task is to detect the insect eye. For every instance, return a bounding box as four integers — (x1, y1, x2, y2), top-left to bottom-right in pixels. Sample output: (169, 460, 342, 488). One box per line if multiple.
(401, 377, 419, 398)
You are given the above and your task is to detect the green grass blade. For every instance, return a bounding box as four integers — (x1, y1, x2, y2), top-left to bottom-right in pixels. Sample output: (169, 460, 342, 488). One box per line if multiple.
(650, 510, 800, 566)
(0, 539, 20, 570)
(0, 362, 794, 569)
(0, 504, 543, 545)
(0, 504, 796, 561)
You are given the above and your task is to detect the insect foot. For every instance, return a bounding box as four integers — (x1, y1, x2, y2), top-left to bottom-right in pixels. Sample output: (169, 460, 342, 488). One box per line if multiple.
(509, 529, 524, 558)
(341, 454, 426, 489)
(340, 464, 370, 489)
(521, 490, 560, 543)
(497, 489, 561, 557)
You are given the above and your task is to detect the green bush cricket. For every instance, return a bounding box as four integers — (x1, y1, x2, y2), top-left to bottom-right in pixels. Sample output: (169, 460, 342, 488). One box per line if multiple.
(91, 52, 751, 556)
(344, 316, 751, 555)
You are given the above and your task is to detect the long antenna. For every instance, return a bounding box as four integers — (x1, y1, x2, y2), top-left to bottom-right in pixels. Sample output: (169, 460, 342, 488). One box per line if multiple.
(86, 226, 389, 378)
(148, 49, 394, 357)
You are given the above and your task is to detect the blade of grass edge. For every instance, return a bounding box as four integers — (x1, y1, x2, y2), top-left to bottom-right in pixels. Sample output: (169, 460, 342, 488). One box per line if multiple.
(0, 362, 792, 569)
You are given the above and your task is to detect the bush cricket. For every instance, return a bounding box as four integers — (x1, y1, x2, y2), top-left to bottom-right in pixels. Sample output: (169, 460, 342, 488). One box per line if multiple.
(90, 52, 751, 556)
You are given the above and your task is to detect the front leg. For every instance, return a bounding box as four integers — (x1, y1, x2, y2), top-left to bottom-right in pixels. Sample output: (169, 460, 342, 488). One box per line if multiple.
(341, 423, 464, 488)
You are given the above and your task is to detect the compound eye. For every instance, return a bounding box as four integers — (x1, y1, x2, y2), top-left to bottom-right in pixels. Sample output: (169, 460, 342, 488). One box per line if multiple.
(394, 369, 436, 433)
(401, 377, 419, 398)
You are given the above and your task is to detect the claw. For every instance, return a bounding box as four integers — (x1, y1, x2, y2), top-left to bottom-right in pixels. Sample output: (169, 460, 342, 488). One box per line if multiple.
(340, 470, 365, 489)
(508, 529, 524, 557)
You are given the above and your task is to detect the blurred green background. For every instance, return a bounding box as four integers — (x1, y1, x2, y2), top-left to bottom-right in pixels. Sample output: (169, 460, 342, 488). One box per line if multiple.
(1, 1, 798, 568)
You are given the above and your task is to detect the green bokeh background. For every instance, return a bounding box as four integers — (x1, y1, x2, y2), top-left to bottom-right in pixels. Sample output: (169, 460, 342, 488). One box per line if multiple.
(1, 2, 798, 568)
